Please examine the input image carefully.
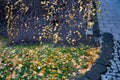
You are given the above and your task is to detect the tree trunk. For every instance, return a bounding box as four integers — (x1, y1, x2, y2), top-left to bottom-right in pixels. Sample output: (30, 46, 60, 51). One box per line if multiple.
(6, 0, 95, 46)
(0, 0, 7, 37)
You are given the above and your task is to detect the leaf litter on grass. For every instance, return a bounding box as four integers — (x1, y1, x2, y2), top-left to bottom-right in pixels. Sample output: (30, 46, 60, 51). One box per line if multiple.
(0, 37, 100, 79)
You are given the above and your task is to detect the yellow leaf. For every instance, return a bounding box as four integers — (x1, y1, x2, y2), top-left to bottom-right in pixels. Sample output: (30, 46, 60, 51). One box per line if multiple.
(87, 22, 94, 28)
(80, 6, 83, 12)
(69, 14, 74, 19)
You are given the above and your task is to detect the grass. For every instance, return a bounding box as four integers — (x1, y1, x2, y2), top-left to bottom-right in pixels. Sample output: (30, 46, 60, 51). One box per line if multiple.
(0, 37, 100, 80)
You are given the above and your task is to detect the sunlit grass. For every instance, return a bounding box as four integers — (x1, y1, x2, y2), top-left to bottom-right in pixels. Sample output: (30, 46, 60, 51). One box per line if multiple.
(0, 37, 99, 80)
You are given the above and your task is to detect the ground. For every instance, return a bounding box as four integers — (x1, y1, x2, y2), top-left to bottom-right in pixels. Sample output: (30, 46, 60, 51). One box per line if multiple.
(0, 37, 99, 79)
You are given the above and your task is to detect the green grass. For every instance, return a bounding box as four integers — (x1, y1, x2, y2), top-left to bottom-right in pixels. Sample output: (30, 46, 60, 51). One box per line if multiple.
(0, 37, 99, 80)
